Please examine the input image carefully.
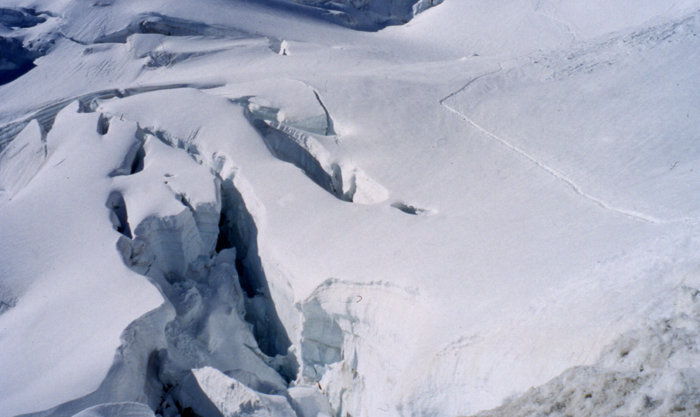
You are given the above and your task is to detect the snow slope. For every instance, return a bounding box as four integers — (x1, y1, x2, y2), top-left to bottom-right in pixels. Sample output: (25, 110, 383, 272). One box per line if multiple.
(1, 0, 700, 416)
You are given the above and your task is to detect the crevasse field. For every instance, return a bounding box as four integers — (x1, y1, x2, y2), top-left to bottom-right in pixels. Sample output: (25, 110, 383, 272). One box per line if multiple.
(1, 0, 700, 416)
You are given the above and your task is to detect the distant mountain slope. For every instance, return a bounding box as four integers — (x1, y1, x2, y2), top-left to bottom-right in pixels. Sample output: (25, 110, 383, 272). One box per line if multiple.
(276, 0, 444, 29)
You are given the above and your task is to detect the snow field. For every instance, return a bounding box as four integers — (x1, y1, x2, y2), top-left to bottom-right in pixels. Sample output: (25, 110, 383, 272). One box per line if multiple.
(0, 0, 700, 416)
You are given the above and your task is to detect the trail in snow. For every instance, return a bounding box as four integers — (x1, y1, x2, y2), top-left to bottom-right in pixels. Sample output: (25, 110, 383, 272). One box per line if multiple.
(440, 75, 663, 225)
(535, 0, 578, 44)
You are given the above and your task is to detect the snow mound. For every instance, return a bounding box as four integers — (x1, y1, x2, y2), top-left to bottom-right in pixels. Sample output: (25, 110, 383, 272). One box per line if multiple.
(473, 286, 700, 417)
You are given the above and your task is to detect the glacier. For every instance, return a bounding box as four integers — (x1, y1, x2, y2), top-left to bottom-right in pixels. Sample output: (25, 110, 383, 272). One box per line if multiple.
(1, 0, 700, 416)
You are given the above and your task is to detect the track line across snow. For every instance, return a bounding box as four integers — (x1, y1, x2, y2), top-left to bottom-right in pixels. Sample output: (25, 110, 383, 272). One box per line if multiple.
(440, 76, 663, 225)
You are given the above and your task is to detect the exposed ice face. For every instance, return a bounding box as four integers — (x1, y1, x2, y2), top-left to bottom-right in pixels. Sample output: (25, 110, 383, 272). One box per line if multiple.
(238, 97, 389, 205)
(113, 133, 222, 277)
(298, 279, 428, 416)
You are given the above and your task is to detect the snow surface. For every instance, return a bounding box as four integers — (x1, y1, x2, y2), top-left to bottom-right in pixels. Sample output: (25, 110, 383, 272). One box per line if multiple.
(1, 0, 700, 416)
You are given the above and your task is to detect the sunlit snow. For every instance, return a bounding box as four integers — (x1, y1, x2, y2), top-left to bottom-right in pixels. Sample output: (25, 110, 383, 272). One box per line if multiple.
(1, 1, 699, 416)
